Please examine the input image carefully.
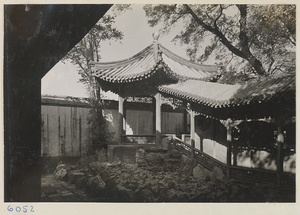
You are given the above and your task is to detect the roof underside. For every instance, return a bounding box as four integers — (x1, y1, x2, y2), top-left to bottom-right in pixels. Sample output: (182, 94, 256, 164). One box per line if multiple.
(90, 44, 220, 83)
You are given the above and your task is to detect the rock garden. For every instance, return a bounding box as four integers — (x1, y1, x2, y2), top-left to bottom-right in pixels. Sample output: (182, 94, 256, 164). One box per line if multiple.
(53, 146, 295, 202)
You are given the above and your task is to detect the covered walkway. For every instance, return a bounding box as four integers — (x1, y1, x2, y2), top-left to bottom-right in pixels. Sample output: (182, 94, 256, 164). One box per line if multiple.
(90, 34, 295, 186)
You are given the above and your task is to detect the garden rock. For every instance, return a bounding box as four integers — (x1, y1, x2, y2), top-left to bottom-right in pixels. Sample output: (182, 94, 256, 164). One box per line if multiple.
(210, 166, 226, 182)
(135, 149, 145, 165)
(96, 149, 107, 162)
(87, 175, 106, 193)
(54, 164, 69, 180)
(193, 164, 211, 180)
(116, 185, 135, 201)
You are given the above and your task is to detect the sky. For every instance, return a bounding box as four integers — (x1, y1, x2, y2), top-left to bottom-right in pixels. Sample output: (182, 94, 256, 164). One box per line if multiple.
(41, 4, 190, 99)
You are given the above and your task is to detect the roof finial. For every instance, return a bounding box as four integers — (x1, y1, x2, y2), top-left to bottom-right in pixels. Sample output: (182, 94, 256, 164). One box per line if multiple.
(152, 32, 160, 42)
(153, 32, 161, 62)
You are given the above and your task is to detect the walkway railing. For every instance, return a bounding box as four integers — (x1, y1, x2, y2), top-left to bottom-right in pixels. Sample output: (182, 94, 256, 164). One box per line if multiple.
(170, 136, 295, 186)
(121, 133, 295, 186)
(194, 148, 227, 172)
(172, 136, 227, 172)
(172, 136, 192, 156)
(229, 165, 295, 185)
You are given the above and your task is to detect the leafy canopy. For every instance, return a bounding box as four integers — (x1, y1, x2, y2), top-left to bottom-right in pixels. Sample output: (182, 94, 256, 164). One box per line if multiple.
(63, 14, 123, 98)
(143, 4, 295, 83)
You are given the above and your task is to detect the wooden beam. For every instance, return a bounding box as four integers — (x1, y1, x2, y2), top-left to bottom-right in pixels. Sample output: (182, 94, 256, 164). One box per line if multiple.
(155, 93, 162, 145)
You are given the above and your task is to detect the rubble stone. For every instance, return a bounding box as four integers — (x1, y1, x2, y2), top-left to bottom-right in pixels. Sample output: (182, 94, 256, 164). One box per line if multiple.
(54, 164, 69, 180)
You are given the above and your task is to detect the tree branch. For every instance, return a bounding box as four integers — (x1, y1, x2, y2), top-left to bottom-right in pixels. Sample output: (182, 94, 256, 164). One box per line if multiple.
(73, 56, 89, 75)
(183, 4, 246, 59)
(267, 56, 275, 74)
(184, 4, 266, 75)
(214, 5, 223, 30)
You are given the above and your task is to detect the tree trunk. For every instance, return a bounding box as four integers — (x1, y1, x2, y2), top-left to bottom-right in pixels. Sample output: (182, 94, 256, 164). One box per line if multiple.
(248, 55, 266, 76)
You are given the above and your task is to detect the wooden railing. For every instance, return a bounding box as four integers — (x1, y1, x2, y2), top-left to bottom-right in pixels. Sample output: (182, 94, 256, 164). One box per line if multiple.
(194, 148, 227, 172)
(122, 134, 295, 186)
(172, 136, 227, 172)
(172, 136, 192, 156)
(229, 166, 295, 185)
(170, 136, 295, 186)
(229, 166, 278, 183)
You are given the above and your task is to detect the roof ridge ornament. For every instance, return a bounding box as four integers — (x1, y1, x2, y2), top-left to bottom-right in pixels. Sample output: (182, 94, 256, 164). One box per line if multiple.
(152, 32, 160, 41)
(153, 32, 162, 62)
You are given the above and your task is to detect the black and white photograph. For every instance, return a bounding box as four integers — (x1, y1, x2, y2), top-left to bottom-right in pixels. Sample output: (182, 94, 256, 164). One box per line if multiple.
(2, 1, 297, 214)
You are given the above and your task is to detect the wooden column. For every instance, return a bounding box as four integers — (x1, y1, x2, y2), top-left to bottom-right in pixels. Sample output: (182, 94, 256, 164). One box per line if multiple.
(123, 98, 127, 135)
(152, 96, 156, 134)
(233, 128, 238, 166)
(190, 111, 195, 160)
(200, 135, 204, 152)
(155, 93, 162, 145)
(226, 118, 232, 178)
(233, 142, 238, 166)
(118, 95, 125, 144)
(277, 117, 284, 184)
(183, 102, 188, 134)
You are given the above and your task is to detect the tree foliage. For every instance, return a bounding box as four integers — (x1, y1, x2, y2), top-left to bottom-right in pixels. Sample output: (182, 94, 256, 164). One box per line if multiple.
(64, 14, 123, 99)
(63, 14, 123, 149)
(143, 4, 295, 82)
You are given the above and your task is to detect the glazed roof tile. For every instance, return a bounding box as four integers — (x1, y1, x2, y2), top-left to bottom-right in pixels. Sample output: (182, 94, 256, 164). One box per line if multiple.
(90, 43, 220, 83)
(159, 75, 295, 108)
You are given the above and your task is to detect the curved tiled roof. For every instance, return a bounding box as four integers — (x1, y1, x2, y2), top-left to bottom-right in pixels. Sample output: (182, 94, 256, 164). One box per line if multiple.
(90, 45, 157, 83)
(159, 75, 295, 108)
(160, 45, 220, 80)
(90, 43, 220, 83)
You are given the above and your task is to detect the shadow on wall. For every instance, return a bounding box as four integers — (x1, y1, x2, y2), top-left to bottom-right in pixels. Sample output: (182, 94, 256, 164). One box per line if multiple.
(235, 121, 295, 173)
(194, 117, 295, 173)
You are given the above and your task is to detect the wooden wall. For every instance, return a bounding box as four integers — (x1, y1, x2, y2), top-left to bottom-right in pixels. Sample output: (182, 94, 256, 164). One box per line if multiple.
(41, 98, 185, 157)
(41, 105, 91, 157)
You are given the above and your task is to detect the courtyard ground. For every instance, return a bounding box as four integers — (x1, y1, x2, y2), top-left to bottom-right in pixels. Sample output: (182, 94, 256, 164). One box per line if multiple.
(41, 147, 295, 202)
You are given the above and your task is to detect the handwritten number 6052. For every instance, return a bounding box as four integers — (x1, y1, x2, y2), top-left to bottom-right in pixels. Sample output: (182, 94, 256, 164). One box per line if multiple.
(7, 205, 35, 213)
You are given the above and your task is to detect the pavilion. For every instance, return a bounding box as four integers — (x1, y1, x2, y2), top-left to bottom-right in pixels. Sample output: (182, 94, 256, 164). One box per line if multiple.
(91, 34, 295, 184)
(90, 34, 222, 144)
